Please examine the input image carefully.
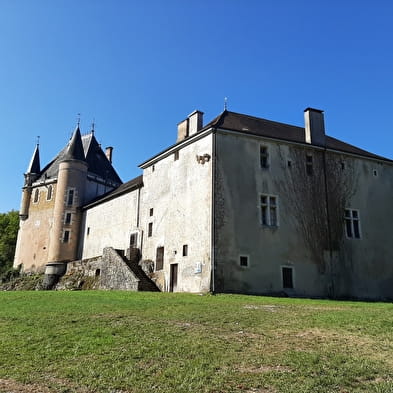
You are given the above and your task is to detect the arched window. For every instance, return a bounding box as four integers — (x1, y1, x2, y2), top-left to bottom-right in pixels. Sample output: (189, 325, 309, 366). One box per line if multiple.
(46, 185, 53, 201)
(33, 188, 39, 203)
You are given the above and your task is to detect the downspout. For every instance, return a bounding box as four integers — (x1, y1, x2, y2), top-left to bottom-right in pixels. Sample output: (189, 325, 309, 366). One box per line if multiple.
(322, 148, 334, 297)
(210, 129, 217, 294)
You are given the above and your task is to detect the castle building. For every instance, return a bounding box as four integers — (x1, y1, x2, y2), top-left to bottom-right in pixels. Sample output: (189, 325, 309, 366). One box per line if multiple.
(14, 108, 393, 300)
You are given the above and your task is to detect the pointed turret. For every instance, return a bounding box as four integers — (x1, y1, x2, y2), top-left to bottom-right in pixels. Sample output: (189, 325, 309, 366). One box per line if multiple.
(62, 127, 85, 162)
(27, 143, 41, 175)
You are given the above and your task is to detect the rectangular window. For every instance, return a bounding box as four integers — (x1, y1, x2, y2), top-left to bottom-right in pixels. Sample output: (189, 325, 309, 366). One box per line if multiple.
(182, 244, 188, 257)
(130, 233, 138, 248)
(63, 230, 70, 243)
(64, 212, 72, 225)
(261, 194, 278, 227)
(87, 227, 90, 236)
(345, 209, 361, 239)
(67, 189, 75, 206)
(148, 222, 153, 237)
(33, 188, 39, 203)
(174, 150, 179, 161)
(149, 208, 154, 217)
(156, 247, 164, 270)
(306, 154, 313, 176)
(239, 255, 249, 267)
(46, 185, 53, 201)
(260, 146, 269, 168)
(282, 267, 294, 289)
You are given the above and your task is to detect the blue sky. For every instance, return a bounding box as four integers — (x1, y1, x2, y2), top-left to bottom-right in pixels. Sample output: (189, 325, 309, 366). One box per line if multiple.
(1, 0, 392, 212)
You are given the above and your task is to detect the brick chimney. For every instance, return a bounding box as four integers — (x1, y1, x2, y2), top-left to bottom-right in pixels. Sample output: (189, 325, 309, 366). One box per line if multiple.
(105, 146, 113, 163)
(177, 110, 204, 142)
(304, 108, 325, 146)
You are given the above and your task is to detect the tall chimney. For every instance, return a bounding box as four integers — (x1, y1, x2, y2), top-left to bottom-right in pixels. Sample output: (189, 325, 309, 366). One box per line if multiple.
(304, 108, 325, 146)
(105, 146, 113, 163)
(188, 110, 204, 137)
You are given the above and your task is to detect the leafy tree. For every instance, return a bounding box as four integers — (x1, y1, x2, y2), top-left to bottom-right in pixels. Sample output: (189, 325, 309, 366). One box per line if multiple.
(0, 210, 19, 278)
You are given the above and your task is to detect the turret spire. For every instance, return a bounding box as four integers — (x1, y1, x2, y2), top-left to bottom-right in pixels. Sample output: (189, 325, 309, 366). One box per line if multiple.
(26, 142, 41, 174)
(63, 126, 86, 161)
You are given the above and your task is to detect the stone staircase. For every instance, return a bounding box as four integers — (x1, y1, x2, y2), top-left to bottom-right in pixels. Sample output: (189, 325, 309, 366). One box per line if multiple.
(121, 248, 160, 292)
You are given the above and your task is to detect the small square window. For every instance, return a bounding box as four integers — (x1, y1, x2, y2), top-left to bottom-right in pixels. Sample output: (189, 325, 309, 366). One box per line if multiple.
(239, 255, 249, 267)
(182, 244, 188, 256)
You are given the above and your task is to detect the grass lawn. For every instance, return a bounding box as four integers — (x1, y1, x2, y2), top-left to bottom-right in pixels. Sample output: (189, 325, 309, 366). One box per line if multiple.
(0, 291, 392, 393)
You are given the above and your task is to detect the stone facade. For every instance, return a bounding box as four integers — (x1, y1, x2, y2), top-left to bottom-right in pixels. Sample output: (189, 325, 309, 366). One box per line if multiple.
(14, 108, 393, 299)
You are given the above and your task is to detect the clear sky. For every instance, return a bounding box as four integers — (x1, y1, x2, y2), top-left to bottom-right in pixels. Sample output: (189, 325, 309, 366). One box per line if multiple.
(1, 0, 392, 212)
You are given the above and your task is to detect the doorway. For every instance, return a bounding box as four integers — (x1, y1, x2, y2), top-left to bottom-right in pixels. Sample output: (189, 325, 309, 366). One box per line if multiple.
(169, 264, 178, 292)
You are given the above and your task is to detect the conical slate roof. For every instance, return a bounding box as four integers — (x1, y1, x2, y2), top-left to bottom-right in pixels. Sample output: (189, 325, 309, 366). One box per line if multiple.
(62, 127, 86, 162)
(26, 144, 40, 174)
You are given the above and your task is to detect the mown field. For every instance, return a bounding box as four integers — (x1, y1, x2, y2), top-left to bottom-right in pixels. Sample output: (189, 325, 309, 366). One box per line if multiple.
(0, 291, 392, 393)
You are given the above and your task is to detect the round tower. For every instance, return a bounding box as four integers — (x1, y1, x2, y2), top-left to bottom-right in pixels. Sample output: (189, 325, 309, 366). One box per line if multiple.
(47, 127, 88, 263)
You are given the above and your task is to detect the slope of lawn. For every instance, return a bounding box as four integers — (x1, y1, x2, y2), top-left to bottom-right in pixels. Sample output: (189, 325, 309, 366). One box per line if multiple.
(0, 291, 392, 393)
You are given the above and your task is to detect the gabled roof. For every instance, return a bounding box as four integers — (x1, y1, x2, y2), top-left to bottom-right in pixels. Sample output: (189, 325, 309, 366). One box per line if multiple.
(83, 175, 143, 209)
(26, 144, 40, 174)
(36, 130, 122, 184)
(205, 110, 392, 162)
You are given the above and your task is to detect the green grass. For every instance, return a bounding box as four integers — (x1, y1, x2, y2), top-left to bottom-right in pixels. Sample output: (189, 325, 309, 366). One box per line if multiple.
(0, 291, 392, 393)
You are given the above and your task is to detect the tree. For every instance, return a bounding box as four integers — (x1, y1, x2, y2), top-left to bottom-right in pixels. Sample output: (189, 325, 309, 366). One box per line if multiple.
(0, 210, 19, 277)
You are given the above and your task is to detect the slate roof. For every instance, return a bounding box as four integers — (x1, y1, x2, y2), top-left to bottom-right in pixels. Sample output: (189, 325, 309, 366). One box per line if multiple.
(204, 111, 392, 162)
(83, 175, 143, 209)
(26, 144, 41, 174)
(36, 131, 122, 184)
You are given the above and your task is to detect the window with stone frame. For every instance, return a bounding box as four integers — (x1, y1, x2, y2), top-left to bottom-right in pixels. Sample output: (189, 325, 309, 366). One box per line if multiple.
(260, 146, 269, 168)
(67, 189, 75, 206)
(345, 209, 361, 239)
(260, 194, 278, 227)
(46, 185, 53, 201)
(156, 246, 164, 270)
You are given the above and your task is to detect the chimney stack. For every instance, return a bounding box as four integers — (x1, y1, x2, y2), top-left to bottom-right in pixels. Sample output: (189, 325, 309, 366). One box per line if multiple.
(105, 146, 113, 163)
(177, 110, 204, 142)
(304, 108, 325, 146)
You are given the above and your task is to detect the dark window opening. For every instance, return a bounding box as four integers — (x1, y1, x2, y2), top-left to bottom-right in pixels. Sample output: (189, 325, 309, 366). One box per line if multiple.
(341, 162, 345, 170)
(33, 189, 39, 203)
(282, 267, 293, 289)
(260, 146, 269, 168)
(67, 189, 74, 206)
(182, 244, 188, 257)
(306, 155, 313, 176)
(240, 256, 249, 267)
(65, 212, 72, 225)
(63, 230, 70, 243)
(156, 246, 164, 270)
(47, 185, 53, 200)
(287, 160, 292, 168)
(148, 222, 153, 237)
(130, 233, 138, 248)
(87, 227, 90, 236)
(174, 150, 179, 161)
(373, 169, 378, 177)
(95, 269, 101, 277)
(149, 208, 154, 216)
(152, 165, 155, 172)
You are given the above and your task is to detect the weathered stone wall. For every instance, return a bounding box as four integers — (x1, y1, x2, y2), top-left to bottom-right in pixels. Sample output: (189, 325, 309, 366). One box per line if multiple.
(140, 133, 213, 293)
(214, 130, 393, 300)
(81, 189, 140, 259)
